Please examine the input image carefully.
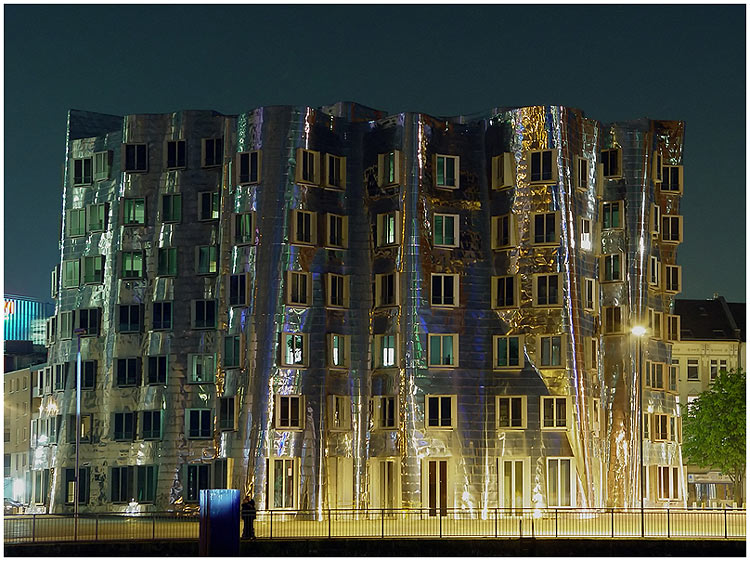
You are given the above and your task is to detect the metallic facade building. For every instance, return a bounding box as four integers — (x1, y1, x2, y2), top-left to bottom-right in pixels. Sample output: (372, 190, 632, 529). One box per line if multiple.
(33, 103, 685, 513)
(3, 294, 54, 345)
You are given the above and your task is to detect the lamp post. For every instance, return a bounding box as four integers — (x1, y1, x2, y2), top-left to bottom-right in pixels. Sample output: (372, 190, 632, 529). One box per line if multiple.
(631, 325, 647, 537)
(73, 327, 87, 522)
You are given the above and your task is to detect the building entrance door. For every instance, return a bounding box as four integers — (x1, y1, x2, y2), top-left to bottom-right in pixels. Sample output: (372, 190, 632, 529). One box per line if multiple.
(502, 459, 525, 514)
(427, 459, 448, 517)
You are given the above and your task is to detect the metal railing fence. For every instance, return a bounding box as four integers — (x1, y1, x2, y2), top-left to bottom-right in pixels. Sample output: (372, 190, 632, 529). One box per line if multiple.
(4, 508, 746, 543)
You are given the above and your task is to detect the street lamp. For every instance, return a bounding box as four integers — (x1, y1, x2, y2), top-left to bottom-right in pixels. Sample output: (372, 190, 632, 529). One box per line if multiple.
(631, 325, 647, 537)
(73, 327, 87, 524)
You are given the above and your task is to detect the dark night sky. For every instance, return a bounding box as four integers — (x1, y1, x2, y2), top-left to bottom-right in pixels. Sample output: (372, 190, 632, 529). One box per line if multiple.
(4, 4, 746, 303)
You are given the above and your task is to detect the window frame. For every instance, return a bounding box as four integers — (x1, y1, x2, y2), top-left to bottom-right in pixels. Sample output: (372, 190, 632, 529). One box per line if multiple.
(579, 217, 593, 251)
(82, 255, 105, 284)
(531, 212, 560, 246)
(152, 301, 173, 331)
(123, 143, 148, 173)
(376, 211, 400, 247)
(431, 273, 459, 307)
(496, 395, 527, 429)
(375, 272, 399, 308)
(233, 211, 256, 246)
(121, 250, 144, 280)
(86, 203, 108, 232)
(197, 191, 219, 221)
(328, 395, 352, 431)
(666, 314, 680, 342)
(325, 273, 350, 308)
(93, 151, 111, 182)
(583, 278, 598, 311)
(323, 153, 347, 190)
(201, 137, 223, 168)
(660, 165, 683, 194)
(236, 150, 261, 185)
(141, 410, 162, 440)
(275, 395, 304, 430)
(191, 299, 217, 329)
(371, 395, 398, 430)
(195, 245, 218, 275)
(219, 396, 237, 431)
(117, 304, 142, 334)
(72, 156, 93, 186)
(538, 335, 565, 368)
(188, 353, 215, 384)
(491, 214, 515, 250)
(286, 271, 312, 307)
(528, 149, 557, 184)
(601, 253, 625, 283)
(66, 208, 87, 237)
(378, 151, 401, 187)
(493, 335, 524, 369)
(374, 334, 398, 369)
(280, 332, 308, 368)
(328, 333, 350, 368)
(223, 335, 241, 368)
(541, 396, 569, 430)
(492, 275, 517, 309)
(122, 197, 146, 226)
(434, 154, 460, 189)
(291, 209, 317, 245)
(425, 394, 457, 429)
(491, 152, 514, 190)
(228, 273, 250, 307)
(161, 193, 182, 224)
(146, 355, 168, 385)
(661, 215, 683, 244)
(296, 148, 320, 185)
(603, 305, 625, 334)
(427, 333, 458, 368)
(186, 408, 213, 439)
(601, 201, 624, 230)
(164, 140, 187, 170)
(532, 273, 562, 307)
(63, 259, 80, 288)
(600, 148, 622, 179)
(113, 412, 136, 441)
(575, 156, 589, 190)
(433, 213, 459, 248)
(115, 357, 141, 387)
(325, 212, 348, 249)
(663, 264, 682, 293)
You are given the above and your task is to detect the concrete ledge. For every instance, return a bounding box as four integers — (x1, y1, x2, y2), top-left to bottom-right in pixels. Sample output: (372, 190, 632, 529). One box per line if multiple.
(5, 538, 746, 557)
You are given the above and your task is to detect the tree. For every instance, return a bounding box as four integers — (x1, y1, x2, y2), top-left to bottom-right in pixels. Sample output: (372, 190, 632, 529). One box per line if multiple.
(681, 368, 746, 506)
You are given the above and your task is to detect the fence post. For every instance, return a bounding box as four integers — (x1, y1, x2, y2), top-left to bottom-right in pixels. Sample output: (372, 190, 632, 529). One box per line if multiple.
(381, 508, 384, 539)
(555, 508, 558, 538)
(439, 511, 442, 538)
(95, 514, 98, 541)
(152, 513, 156, 540)
(519, 517, 522, 538)
(494, 508, 498, 538)
(328, 509, 331, 539)
(531, 516, 535, 539)
(32, 515, 36, 543)
(724, 508, 728, 539)
(269, 510, 273, 539)
(611, 508, 614, 538)
(666, 508, 670, 538)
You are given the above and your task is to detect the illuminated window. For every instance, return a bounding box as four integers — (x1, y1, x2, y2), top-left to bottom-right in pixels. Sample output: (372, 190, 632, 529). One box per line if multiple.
(324, 154, 346, 189)
(435, 154, 459, 189)
(375, 272, 399, 307)
(219, 397, 237, 431)
(63, 259, 80, 288)
(533, 274, 561, 306)
(529, 149, 556, 183)
(192, 300, 217, 329)
(492, 275, 516, 308)
(328, 395, 351, 430)
(275, 395, 303, 429)
(326, 274, 349, 308)
(328, 333, 350, 368)
(326, 213, 347, 248)
(291, 210, 316, 244)
(118, 304, 141, 333)
(580, 218, 592, 251)
(603, 306, 624, 334)
(67, 414, 92, 442)
(491, 153, 514, 189)
(493, 335, 523, 369)
(157, 247, 177, 277)
(123, 197, 146, 226)
(59, 311, 73, 340)
(661, 215, 683, 243)
(602, 201, 623, 229)
(602, 253, 624, 282)
(123, 143, 148, 172)
(547, 458, 573, 507)
(372, 396, 398, 429)
(433, 213, 459, 247)
(229, 273, 249, 307)
(587, 337, 599, 370)
(652, 151, 663, 183)
(281, 333, 307, 367)
(653, 414, 669, 440)
(72, 157, 93, 186)
(161, 194, 182, 223)
(669, 362, 678, 392)
(377, 211, 400, 246)
(375, 334, 397, 368)
(113, 412, 136, 441)
(583, 278, 597, 311)
(236, 151, 260, 184)
(431, 274, 459, 307)
(426, 395, 456, 428)
(186, 409, 212, 438)
(664, 265, 681, 293)
(575, 157, 589, 190)
(428, 334, 457, 367)
(116, 357, 140, 387)
(202, 138, 223, 167)
(93, 151, 111, 181)
(492, 214, 514, 249)
(539, 335, 564, 367)
(165, 140, 186, 169)
(196, 245, 218, 275)
(67, 208, 86, 237)
(661, 165, 683, 193)
(188, 354, 215, 383)
(287, 271, 312, 306)
(532, 212, 559, 245)
(234, 212, 255, 245)
(378, 151, 400, 186)
(296, 149, 320, 185)
(64, 467, 89, 504)
(146, 355, 167, 385)
(650, 362, 666, 390)
(651, 204, 660, 238)
(82, 255, 104, 284)
(496, 396, 526, 429)
(141, 411, 162, 440)
(600, 148, 621, 178)
(649, 256, 660, 287)
(657, 466, 681, 500)
(198, 192, 219, 221)
(152, 301, 172, 330)
(542, 396, 568, 429)
(86, 203, 108, 232)
(224, 335, 241, 368)
(268, 457, 298, 509)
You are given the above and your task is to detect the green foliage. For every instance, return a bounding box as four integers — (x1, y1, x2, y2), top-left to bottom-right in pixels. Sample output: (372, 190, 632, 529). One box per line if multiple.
(681, 368, 746, 502)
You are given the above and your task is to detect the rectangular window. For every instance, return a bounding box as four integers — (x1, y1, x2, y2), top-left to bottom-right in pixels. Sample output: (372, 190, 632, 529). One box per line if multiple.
(372, 396, 398, 429)
(137, 465, 158, 503)
(529, 149, 556, 183)
(67, 414, 92, 443)
(275, 395, 303, 429)
(602, 253, 623, 282)
(652, 310, 663, 339)
(426, 395, 455, 429)
(542, 396, 568, 429)
(493, 275, 516, 308)
(196, 245, 218, 275)
(328, 395, 351, 430)
(662, 215, 683, 243)
(534, 274, 561, 306)
(650, 362, 666, 390)
(93, 151, 111, 181)
(268, 457, 297, 509)
(121, 251, 144, 279)
(297, 149, 320, 185)
(664, 265, 681, 293)
(111, 466, 134, 503)
(376, 211, 400, 246)
(600, 148, 621, 178)
(281, 333, 307, 367)
(147, 355, 167, 385)
(82, 255, 105, 284)
(63, 259, 80, 288)
(491, 153, 514, 189)
(547, 458, 573, 507)
(81, 360, 97, 390)
(603, 306, 624, 334)
(496, 396, 526, 429)
(651, 203, 661, 238)
(433, 213, 459, 248)
(325, 213, 347, 248)
(375, 334, 397, 368)
(59, 311, 73, 339)
(202, 138, 223, 167)
(67, 208, 87, 237)
(161, 194, 182, 223)
(375, 272, 398, 307)
(141, 411, 162, 440)
(186, 464, 210, 502)
(649, 256, 660, 287)
(657, 466, 681, 500)
(118, 304, 141, 333)
(687, 358, 699, 381)
(116, 358, 140, 387)
(124, 143, 148, 172)
(287, 271, 312, 306)
(229, 273, 249, 307)
(539, 335, 564, 367)
(73, 157, 93, 185)
(165, 140, 186, 169)
(580, 218, 592, 251)
(644, 413, 650, 440)
(192, 300, 217, 329)
(378, 151, 399, 187)
(224, 335, 241, 368)
(230, 212, 254, 246)
(219, 397, 236, 431)
(588, 337, 599, 370)
(494, 335, 523, 369)
(324, 154, 346, 189)
(583, 278, 597, 311)
(661, 165, 683, 193)
(53, 363, 68, 392)
(237, 151, 260, 184)
(431, 274, 459, 307)
(123, 197, 146, 226)
(709, 359, 719, 381)
(64, 467, 90, 504)
(653, 414, 669, 440)
(326, 274, 349, 308)
(152, 301, 172, 330)
(76, 307, 100, 336)
(189, 354, 215, 383)
(328, 333, 349, 368)
(157, 247, 177, 277)
(428, 334, 457, 367)
(669, 362, 678, 393)
(653, 151, 663, 183)
(435, 154, 459, 189)
(532, 212, 558, 245)
(198, 192, 219, 221)
(187, 409, 212, 438)
(113, 412, 136, 441)
(602, 201, 623, 229)
(576, 157, 589, 190)
(87, 203, 108, 232)
(292, 210, 316, 244)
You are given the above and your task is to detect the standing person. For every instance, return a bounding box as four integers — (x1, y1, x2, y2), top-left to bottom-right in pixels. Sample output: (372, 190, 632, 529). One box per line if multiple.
(241, 496, 253, 539)
(247, 499, 257, 539)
